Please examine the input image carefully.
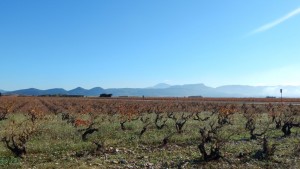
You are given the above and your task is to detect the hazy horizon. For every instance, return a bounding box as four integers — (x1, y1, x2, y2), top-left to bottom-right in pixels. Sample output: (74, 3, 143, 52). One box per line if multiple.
(2, 82, 300, 92)
(1, 1, 300, 91)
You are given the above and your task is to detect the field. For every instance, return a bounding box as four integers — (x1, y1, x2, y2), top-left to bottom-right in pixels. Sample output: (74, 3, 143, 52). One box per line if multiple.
(1, 96, 300, 168)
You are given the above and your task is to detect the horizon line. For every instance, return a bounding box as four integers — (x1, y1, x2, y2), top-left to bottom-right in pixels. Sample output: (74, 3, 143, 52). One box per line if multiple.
(2, 83, 300, 91)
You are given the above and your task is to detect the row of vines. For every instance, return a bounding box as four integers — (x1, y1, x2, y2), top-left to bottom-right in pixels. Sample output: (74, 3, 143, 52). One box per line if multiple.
(1, 96, 300, 168)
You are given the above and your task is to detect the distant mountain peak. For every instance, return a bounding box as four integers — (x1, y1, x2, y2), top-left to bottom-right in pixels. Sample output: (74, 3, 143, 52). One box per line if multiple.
(151, 83, 171, 89)
(90, 87, 103, 89)
(72, 87, 85, 90)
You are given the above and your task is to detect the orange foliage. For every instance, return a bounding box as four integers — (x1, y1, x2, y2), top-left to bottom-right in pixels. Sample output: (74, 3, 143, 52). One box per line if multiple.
(74, 119, 91, 127)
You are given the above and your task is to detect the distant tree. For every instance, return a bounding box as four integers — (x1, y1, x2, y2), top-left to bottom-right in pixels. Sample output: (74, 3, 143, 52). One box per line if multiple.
(100, 93, 112, 97)
(0, 92, 2, 97)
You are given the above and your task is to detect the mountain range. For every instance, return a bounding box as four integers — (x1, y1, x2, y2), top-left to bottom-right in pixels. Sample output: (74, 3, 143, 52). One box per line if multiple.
(1, 83, 300, 97)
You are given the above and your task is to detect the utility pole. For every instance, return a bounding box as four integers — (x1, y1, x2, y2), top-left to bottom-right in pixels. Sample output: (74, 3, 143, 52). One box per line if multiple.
(280, 89, 282, 102)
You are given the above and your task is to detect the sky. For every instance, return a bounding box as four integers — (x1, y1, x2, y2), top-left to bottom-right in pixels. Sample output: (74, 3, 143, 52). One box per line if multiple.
(1, 1, 300, 90)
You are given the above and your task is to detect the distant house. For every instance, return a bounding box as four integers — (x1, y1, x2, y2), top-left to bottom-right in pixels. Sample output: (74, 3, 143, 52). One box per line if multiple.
(266, 96, 276, 98)
(188, 96, 203, 98)
(100, 93, 113, 97)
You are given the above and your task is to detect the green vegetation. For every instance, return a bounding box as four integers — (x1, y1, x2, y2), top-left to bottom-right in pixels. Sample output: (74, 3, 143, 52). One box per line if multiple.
(1, 97, 300, 168)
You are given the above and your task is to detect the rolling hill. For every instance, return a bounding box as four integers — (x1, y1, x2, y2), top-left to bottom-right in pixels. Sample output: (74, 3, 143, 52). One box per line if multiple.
(3, 83, 300, 97)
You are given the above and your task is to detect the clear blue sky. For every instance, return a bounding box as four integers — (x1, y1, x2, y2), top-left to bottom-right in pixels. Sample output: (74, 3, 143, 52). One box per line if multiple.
(1, 1, 300, 90)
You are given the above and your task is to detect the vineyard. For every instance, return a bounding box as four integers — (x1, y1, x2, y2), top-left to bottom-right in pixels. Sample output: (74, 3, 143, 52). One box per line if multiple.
(1, 96, 300, 168)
